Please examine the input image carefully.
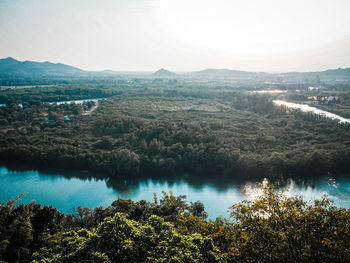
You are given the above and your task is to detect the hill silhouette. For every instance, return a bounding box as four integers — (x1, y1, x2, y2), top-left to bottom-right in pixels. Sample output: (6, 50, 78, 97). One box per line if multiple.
(152, 68, 177, 77)
(0, 57, 85, 77)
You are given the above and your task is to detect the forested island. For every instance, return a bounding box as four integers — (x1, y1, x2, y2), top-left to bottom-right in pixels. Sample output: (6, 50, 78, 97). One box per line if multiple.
(1, 78, 350, 181)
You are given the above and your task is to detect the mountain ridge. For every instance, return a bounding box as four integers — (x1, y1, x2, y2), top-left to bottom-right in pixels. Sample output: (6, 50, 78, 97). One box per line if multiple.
(0, 57, 85, 77)
(0, 57, 349, 80)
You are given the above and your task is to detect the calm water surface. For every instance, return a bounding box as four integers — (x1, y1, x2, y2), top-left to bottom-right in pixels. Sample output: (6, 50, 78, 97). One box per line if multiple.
(273, 100, 350, 123)
(1, 166, 350, 219)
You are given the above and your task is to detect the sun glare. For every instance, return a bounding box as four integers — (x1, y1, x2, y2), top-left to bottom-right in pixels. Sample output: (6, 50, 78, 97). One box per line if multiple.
(155, 0, 350, 55)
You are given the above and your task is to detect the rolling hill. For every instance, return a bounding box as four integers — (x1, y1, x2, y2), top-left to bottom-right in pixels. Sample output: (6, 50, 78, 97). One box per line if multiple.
(152, 68, 177, 78)
(0, 57, 85, 77)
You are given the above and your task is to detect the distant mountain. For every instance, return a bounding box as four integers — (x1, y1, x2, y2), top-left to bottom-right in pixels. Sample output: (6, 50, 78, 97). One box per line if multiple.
(317, 67, 350, 80)
(277, 67, 350, 82)
(90, 69, 120, 76)
(0, 57, 85, 77)
(0, 57, 349, 81)
(187, 68, 266, 79)
(152, 68, 177, 77)
(186, 67, 350, 81)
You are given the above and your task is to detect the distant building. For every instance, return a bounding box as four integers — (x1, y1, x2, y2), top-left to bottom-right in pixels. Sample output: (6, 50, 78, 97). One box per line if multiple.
(316, 96, 340, 104)
(308, 86, 323, 91)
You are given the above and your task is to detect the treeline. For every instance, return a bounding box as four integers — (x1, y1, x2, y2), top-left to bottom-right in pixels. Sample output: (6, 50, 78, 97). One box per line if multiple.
(1, 187, 349, 262)
(0, 76, 130, 86)
(0, 86, 121, 104)
(1, 90, 350, 180)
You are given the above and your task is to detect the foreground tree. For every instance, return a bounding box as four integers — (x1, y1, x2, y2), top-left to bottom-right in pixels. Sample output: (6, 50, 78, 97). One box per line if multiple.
(175, 185, 350, 262)
(1, 188, 350, 262)
(33, 213, 223, 263)
(229, 186, 350, 262)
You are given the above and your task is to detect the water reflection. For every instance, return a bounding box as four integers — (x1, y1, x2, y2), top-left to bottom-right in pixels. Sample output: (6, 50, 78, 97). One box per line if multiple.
(1, 164, 350, 219)
(243, 176, 350, 208)
(252, 90, 288, 94)
(273, 100, 350, 123)
(243, 178, 269, 201)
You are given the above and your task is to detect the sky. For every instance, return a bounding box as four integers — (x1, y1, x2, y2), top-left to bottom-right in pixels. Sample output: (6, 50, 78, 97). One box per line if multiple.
(0, 0, 350, 72)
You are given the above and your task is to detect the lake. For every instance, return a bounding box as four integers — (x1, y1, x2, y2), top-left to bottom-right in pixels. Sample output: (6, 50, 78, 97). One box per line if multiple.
(1, 165, 350, 219)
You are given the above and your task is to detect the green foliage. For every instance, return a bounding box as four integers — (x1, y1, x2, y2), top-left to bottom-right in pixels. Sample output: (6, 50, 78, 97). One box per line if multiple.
(33, 213, 223, 263)
(0, 86, 119, 104)
(2, 67, 350, 262)
(0, 194, 63, 262)
(229, 186, 350, 262)
(175, 185, 350, 262)
(2, 88, 350, 180)
(1, 189, 350, 262)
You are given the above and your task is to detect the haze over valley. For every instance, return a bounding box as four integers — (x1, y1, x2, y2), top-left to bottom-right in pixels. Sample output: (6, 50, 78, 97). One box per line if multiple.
(1, 0, 350, 262)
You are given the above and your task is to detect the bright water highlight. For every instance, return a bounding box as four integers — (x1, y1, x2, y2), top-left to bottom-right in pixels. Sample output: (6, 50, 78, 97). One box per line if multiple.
(1, 166, 350, 219)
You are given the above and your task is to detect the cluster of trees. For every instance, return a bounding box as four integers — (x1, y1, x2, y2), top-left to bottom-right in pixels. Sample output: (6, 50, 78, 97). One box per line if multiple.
(0, 86, 120, 104)
(0, 76, 133, 87)
(1, 89, 350, 180)
(0, 100, 93, 127)
(1, 187, 350, 262)
(174, 186, 350, 262)
(0, 192, 216, 262)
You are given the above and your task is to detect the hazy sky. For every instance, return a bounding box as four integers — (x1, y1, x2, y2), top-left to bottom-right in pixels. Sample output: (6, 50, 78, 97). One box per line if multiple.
(1, 0, 350, 72)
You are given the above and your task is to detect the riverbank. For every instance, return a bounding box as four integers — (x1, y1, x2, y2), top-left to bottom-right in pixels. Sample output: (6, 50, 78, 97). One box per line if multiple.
(2, 178, 350, 262)
(2, 164, 350, 218)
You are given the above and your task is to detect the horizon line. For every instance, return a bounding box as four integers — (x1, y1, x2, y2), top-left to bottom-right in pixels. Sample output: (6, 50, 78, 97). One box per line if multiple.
(1, 56, 350, 74)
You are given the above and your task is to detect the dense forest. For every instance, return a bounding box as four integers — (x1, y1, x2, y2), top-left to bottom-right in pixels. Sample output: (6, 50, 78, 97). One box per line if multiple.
(1, 186, 349, 262)
(1, 76, 350, 262)
(1, 80, 350, 180)
(0, 86, 120, 104)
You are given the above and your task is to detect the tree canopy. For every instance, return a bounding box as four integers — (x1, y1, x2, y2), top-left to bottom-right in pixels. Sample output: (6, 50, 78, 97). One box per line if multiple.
(1, 188, 350, 262)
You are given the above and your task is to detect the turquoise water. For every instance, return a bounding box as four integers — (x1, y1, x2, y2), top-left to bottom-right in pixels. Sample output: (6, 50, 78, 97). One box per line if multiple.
(1, 166, 350, 218)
